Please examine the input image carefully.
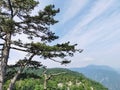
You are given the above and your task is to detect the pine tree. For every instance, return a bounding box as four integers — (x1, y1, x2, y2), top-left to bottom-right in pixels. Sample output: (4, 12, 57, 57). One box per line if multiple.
(42, 66, 66, 90)
(0, 0, 82, 90)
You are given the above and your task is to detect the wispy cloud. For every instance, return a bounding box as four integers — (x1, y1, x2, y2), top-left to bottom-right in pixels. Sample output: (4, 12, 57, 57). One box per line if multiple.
(55, 0, 120, 68)
(61, 0, 88, 23)
(59, 0, 117, 48)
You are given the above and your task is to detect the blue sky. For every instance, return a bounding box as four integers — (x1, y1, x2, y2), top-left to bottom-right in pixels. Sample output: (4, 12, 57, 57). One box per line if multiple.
(5, 0, 120, 69)
(31, 0, 120, 69)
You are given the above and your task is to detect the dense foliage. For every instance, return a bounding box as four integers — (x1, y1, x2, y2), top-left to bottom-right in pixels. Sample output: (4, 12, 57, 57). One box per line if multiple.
(4, 68, 108, 90)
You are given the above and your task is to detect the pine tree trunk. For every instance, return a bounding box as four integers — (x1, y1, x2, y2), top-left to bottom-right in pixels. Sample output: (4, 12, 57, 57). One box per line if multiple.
(0, 33, 11, 90)
(7, 69, 21, 90)
(67, 87, 70, 90)
(44, 74, 47, 90)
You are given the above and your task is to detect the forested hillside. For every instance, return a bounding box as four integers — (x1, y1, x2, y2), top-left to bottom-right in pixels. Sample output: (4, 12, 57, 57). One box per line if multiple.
(4, 68, 108, 90)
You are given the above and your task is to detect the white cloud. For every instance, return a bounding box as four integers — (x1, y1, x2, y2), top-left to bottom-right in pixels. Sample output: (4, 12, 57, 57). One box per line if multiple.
(61, 0, 113, 41)
(59, 0, 117, 48)
(55, 0, 120, 68)
(61, 0, 87, 23)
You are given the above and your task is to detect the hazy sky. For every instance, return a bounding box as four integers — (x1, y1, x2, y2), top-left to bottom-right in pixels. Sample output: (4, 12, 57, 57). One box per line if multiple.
(8, 0, 120, 69)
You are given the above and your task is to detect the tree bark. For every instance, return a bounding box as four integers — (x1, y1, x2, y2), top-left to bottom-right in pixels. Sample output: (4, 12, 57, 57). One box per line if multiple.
(44, 74, 47, 90)
(7, 69, 22, 90)
(43, 68, 66, 90)
(7, 54, 35, 90)
(0, 33, 11, 90)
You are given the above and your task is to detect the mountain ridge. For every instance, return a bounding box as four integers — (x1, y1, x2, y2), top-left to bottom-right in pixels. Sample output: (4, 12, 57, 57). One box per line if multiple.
(69, 65, 120, 90)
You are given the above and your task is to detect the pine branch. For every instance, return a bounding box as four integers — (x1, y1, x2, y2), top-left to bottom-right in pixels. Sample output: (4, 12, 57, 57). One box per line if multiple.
(49, 58, 71, 65)
(42, 67, 66, 90)
(0, 36, 6, 41)
(47, 72, 66, 80)
(0, 31, 6, 41)
(10, 47, 28, 52)
(0, 44, 4, 46)
(8, 0, 13, 18)
(49, 58, 62, 64)
(28, 53, 35, 61)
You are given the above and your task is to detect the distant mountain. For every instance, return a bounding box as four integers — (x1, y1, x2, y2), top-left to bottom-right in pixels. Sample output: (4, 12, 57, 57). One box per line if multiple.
(70, 65, 120, 90)
(115, 68, 120, 74)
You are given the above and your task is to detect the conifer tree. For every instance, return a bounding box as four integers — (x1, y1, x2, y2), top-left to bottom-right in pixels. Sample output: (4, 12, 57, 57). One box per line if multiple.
(42, 66, 66, 90)
(0, 0, 82, 90)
